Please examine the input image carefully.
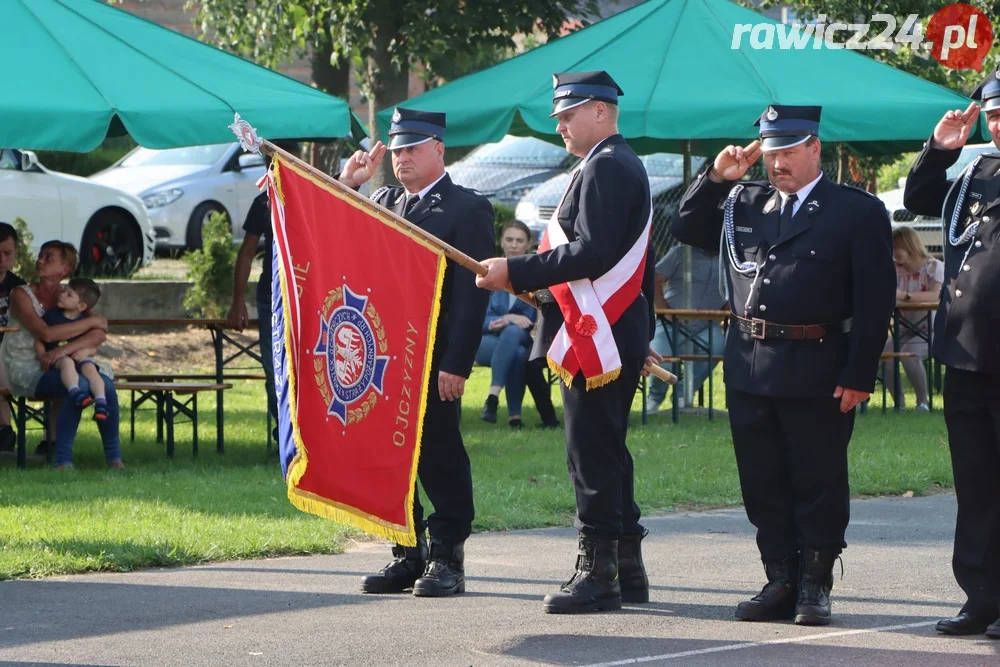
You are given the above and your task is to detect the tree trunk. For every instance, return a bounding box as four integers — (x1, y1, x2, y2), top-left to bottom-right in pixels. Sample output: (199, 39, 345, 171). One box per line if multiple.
(309, 22, 351, 176)
(367, 9, 409, 189)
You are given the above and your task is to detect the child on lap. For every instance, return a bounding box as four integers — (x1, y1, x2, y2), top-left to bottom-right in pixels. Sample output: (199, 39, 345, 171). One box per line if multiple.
(35, 278, 108, 420)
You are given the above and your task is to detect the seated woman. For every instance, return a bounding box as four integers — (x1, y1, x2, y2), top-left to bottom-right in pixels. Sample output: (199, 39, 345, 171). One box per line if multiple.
(0, 241, 123, 469)
(476, 220, 558, 429)
(882, 226, 943, 412)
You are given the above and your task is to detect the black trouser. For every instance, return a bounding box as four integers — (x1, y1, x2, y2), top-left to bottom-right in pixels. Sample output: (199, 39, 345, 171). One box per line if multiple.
(525, 357, 557, 424)
(561, 357, 644, 539)
(727, 387, 855, 562)
(411, 381, 474, 544)
(943, 367, 1000, 615)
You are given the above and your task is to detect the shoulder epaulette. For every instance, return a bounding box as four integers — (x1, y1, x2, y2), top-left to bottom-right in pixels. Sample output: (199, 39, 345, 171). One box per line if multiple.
(454, 183, 486, 197)
(369, 185, 392, 203)
(839, 183, 879, 200)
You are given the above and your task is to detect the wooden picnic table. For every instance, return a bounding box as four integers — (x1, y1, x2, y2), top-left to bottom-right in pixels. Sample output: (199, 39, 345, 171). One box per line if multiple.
(107, 319, 262, 453)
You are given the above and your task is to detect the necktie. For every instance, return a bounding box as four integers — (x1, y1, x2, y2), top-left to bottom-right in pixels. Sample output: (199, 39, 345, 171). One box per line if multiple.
(779, 193, 797, 238)
(402, 194, 420, 218)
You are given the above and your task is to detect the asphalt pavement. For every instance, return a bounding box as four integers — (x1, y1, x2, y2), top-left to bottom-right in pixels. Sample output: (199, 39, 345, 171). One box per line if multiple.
(2, 494, 999, 666)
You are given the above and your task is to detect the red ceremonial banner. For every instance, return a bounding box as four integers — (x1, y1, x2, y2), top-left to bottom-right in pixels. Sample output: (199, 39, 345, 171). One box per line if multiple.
(267, 156, 445, 546)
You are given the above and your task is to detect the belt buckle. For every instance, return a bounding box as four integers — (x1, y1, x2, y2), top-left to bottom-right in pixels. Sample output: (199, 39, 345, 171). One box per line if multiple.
(750, 318, 766, 340)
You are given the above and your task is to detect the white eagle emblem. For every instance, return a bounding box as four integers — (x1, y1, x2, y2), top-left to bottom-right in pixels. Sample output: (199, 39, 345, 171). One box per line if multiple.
(766, 106, 779, 121)
(314, 285, 389, 426)
(392, 108, 402, 123)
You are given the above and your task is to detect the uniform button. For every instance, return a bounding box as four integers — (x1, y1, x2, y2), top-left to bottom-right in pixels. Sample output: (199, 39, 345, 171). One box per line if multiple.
(810, 250, 816, 255)
(964, 265, 971, 272)
(759, 304, 767, 312)
(975, 240, 983, 248)
(763, 278, 771, 285)
(768, 254, 776, 261)
(984, 216, 991, 223)
(956, 290, 963, 297)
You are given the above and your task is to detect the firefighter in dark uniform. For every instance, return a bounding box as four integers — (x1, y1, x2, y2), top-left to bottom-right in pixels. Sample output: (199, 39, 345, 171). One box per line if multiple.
(903, 69, 1000, 639)
(338, 108, 495, 598)
(477, 71, 658, 614)
(673, 105, 895, 626)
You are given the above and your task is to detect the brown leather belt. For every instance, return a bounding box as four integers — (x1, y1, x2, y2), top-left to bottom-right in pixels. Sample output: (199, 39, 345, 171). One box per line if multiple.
(732, 315, 851, 341)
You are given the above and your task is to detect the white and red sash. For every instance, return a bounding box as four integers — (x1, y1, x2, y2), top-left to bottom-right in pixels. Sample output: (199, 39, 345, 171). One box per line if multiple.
(538, 168, 651, 390)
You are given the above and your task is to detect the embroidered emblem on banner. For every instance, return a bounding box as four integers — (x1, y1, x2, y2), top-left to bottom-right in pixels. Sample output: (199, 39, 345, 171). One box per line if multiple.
(313, 285, 389, 426)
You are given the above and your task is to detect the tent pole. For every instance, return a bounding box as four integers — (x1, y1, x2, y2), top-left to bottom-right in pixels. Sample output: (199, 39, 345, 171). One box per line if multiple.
(682, 140, 693, 407)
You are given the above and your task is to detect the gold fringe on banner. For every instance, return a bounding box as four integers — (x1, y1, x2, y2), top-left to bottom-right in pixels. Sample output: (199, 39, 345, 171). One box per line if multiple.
(274, 154, 447, 547)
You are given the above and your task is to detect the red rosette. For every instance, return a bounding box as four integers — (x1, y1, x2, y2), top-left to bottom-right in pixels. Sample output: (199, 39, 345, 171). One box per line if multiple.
(574, 314, 598, 337)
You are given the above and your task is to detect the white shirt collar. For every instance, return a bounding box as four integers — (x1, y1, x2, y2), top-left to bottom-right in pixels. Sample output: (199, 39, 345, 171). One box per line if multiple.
(779, 171, 823, 213)
(405, 171, 448, 200)
(582, 135, 615, 164)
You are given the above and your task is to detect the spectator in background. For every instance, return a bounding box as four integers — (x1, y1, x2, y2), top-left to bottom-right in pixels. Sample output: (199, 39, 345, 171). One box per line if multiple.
(0, 241, 122, 469)
(646, 244, 726, 414)
(226, 141, 300, 445)
(477, 220, 558, 428)
(0, 222, 26, 451)
(882, 226, 943, 412)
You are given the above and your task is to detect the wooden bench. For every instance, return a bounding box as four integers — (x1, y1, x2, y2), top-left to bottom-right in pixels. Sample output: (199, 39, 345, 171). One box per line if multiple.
(0, 389, 51, 469)
(875, 351, 922, 413)
(118, 373, 273, 450)
(118, 382, 232, 457)
(118, 373, 266, 382)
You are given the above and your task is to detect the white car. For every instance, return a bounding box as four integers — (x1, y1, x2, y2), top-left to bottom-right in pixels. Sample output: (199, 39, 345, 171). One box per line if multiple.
(90, 143, 266, 251)
(0, 149, 155, 275)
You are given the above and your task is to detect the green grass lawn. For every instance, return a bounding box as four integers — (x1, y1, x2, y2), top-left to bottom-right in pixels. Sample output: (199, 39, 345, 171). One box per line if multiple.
(0, 366, 952, 580)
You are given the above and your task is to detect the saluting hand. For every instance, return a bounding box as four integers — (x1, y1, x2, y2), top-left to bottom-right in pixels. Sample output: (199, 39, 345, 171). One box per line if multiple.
(709, 140, 762, 182)
(933, 102, 980, 150)
(338, 141, 387, 189)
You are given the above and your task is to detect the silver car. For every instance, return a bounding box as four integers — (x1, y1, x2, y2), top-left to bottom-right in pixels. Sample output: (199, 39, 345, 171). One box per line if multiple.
(515, 153, 706, 252)
(90, 143, 266, 251)
(447, 136, 576, 209)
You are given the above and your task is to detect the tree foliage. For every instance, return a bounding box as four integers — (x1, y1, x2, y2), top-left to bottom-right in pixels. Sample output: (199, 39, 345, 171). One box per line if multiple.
(745, 0, 997, 93)
(12, 218, 36, 283)
(183, 213, 236, 318)
(191, 0, 599, 185)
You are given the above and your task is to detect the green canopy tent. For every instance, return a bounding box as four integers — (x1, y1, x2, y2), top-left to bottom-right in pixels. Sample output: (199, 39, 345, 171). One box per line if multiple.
(376, 0, 983, 156)
(0, 0, 363, 151)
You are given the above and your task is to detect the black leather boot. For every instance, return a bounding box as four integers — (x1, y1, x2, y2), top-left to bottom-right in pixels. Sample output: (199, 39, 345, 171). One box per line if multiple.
(360, 534, 428, 594)
(795, 548, 837, 626)
(413, 540, 465, 597)
(543, 534, 622, 614)
(618, 530, 649, 603)
(481, 395, 499, 423)
(735, 556, 798, 621)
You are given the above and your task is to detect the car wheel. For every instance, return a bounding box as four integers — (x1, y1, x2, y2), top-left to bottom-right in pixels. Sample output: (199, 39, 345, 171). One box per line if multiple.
(186, 202, 227, 250)
(80, 211, 142, 277)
